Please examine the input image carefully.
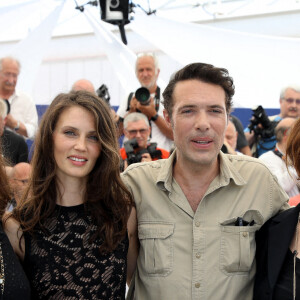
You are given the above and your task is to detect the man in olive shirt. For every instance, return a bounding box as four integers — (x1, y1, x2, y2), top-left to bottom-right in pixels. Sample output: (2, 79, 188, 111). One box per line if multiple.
(123, 63, 289, 300)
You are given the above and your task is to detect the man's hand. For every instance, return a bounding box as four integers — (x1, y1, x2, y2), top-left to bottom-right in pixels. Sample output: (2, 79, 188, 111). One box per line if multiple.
(129, 97, 138, 113)
(141, 153, 152, 162)
(136, 97, 157, 119)
(5, 114, 18, 129)
(4, 114, 28, 137)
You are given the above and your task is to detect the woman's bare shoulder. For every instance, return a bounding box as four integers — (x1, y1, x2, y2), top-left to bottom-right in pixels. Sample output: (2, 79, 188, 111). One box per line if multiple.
(2, 212, 25, 260)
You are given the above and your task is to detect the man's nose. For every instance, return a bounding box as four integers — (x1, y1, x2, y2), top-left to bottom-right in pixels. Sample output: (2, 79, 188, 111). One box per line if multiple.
(136, 130, 142, 137)
(195, 112, 210, 131)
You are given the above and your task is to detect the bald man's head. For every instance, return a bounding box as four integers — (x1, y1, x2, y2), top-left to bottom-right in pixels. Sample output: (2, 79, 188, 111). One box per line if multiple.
(10, 162, 31, 203)
(71, 79, 95, 94)
(275, 117, 296, 147)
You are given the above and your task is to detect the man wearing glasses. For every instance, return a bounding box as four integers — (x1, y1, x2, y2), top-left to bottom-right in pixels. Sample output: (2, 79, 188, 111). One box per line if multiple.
(120, 112, 169, 169)
(278, 86, 300, 119)
(0, 56, 38, 139)
(245, 85, 300, 157)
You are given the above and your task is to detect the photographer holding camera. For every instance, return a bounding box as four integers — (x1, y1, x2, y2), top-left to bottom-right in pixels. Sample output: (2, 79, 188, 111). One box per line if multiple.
(120, 112, 169, 169)
(117, 53, 173, 151)
(245, 85, 300, 157)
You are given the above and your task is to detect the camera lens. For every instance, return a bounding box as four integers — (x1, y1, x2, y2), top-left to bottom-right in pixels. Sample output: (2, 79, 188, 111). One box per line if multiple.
(135, 87, 150, 105)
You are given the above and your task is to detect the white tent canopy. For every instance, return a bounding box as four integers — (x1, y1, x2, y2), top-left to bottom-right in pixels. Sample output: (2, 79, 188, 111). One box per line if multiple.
(0, 0, 300, 108)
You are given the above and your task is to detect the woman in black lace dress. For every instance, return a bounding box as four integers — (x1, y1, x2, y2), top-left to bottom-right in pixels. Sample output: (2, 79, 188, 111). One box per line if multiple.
(0, 146, 30, 299)
(4, 91, 137, 299)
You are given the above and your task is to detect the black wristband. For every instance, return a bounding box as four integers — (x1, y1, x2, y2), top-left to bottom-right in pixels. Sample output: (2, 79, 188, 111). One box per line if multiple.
(151, 114, 159, 122)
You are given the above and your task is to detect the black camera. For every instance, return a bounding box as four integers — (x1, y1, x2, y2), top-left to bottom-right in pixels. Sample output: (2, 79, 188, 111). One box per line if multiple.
(96, 84, 110, 105)
(135, 87, 151, 105)
(248, 105, 278, 139)
(124, 138, 162, 165)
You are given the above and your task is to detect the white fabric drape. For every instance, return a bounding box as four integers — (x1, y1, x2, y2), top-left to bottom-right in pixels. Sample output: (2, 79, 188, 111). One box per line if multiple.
(9, 1, 65, 95)
(0, 0, 40, 31)
(131, 11, 300, 108)
(84, 7, 140, 96)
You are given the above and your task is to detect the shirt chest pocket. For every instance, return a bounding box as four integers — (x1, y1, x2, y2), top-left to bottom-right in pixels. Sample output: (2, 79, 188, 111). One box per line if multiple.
(138, 222, 174, 277)
(219, 210, 263, 275)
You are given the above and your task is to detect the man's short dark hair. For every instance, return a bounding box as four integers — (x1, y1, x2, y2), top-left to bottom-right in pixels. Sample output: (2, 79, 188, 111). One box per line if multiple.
(162, 63, 235, 117)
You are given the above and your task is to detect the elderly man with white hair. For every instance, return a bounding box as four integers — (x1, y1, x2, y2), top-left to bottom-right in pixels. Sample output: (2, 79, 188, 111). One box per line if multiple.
(0, 56, 38, 139)
(117, 52, 173, 151)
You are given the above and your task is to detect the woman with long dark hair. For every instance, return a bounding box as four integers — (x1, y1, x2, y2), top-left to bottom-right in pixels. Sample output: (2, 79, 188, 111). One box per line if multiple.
(4, 90, 136, 299)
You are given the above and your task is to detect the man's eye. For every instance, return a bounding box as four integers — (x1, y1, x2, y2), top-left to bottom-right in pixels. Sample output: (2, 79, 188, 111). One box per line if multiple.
(182, 109, 192, 114)
(211, 109, 222, 114)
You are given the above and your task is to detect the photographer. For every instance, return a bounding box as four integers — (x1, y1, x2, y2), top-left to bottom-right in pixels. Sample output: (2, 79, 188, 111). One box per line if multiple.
(259, 117, 299, 198)
(245, 85, 300, 157)
(120, 112, 169, 169)
(116, 53, 173, 151)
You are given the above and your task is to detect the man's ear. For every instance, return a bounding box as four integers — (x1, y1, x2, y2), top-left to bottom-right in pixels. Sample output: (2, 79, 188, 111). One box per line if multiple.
(279, 98, 283, 106)
(157, 68, 160, 76)
(3, 116, 7, 125)
(163, 109, 172, 127)
(123, 129, 129, 139)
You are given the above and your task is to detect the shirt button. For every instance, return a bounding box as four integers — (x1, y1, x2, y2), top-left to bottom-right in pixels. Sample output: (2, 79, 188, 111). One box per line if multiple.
(243, 232, 248, 237)
(196, 253, 201, 259)
(195, 221, 200, 227)
(195, 283, 201, 288)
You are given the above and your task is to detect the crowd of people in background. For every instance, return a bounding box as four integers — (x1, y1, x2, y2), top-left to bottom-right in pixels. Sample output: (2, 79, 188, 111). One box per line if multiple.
(0, 53, 299, 299)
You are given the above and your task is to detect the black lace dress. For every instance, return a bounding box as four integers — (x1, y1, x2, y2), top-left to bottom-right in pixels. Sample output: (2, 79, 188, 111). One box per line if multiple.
(22, 204, 128, 300)
(0, 223, 30, 300)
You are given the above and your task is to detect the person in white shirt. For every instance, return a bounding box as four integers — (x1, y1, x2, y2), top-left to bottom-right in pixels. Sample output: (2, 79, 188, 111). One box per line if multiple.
(0, 56, 38, 139)
(117, 53, 173, 151)
(259, 117, 299, 198)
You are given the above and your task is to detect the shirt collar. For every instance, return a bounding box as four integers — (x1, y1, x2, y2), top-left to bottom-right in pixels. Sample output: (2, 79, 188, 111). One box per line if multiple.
(156, 150, 246, 192)
(7, 90, 19, 103)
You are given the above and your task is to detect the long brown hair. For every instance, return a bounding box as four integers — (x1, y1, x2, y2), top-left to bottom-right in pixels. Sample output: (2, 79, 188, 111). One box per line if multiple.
(0, 146, 11, 218)
(12, 91, 133, 252)
(286, 118, 300, 178)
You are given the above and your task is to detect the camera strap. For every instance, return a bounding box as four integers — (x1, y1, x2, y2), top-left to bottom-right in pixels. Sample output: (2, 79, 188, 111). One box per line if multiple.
(273, 148, 284, 160)
(154, 86, 160, 112)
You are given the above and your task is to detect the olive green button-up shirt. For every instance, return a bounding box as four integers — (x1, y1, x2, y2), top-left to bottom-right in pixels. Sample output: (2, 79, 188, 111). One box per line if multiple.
(123, 151, 289, 300)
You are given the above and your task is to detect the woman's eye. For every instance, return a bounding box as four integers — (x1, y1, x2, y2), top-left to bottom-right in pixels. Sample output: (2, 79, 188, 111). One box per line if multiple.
(64, 130, 76, 136)
(88, 135, 99, 142)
